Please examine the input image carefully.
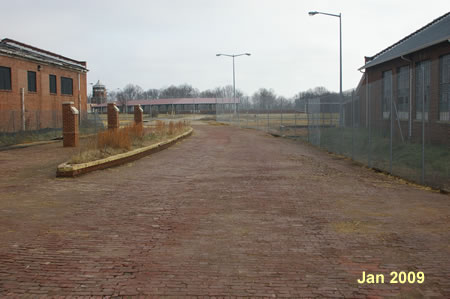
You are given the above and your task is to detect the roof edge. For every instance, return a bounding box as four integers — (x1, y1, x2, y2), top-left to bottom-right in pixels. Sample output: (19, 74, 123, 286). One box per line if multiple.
(1, 38, 87, 67)
(359, 36, 450, 70)
(0, 47, 88, 72)
(359, 11, 450, 70)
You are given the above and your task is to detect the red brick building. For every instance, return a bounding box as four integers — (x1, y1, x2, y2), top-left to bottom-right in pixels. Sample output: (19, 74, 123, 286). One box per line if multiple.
(357, 12, 450, 145)
(0, 38, 88, 132)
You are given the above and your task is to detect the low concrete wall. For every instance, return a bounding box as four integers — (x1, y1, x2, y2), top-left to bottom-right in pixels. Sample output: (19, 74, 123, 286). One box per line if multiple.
(56, 128, 193, 177)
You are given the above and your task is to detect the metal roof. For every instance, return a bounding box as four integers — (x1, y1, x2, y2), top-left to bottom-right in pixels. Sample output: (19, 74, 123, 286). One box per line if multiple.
(93, 80, 105, 88)
(91, 98, 238, 107)
(360, 12, 450, 70)
(0, 38, 88, 72)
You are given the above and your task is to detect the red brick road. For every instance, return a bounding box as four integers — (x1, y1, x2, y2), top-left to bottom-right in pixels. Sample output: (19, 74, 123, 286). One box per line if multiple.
(0, 124, 449, 297)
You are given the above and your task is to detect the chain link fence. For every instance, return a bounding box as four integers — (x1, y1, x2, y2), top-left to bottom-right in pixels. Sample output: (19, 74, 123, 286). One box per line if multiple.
(221, 100, 311, 140)
(0, 110, 105, 147)
(216, 67, 449, 191)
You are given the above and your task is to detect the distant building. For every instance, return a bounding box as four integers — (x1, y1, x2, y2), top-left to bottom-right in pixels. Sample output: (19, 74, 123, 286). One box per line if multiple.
(0, 38, 88, 132)
(357, 12, 450, 145)
(91, 80, 106, 104)
(91, 98, 238, 114)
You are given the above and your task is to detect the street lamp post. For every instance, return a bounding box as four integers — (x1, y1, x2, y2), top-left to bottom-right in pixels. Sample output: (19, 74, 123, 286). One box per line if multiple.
(308, 11, 343, 125)
(216, 53, 251, 116)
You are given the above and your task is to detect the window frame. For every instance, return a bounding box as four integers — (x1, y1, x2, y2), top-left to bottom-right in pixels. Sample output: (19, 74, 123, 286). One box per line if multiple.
(49, 74, 57, 94)
(27, 70, 37, 92)
(0, 66, 12, 91)
(61, 76, 73, 95)
(439, 53, 450, 121)
(396, 65, 410, 120)
(415, 60, 431, 121)
(382, 70, 392, 120)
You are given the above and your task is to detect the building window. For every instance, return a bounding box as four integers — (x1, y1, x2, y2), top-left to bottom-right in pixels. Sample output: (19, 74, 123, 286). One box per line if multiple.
(382, 70, 392, 119)
(0, 66, 11, 90)
(27, 71, 36, 92)
(439, 54, 450, 121)
(49, 74, 57, 94)
(61, 77, 73, 95)
(415, 60, 430, 121)
(397, 66, 409, 120)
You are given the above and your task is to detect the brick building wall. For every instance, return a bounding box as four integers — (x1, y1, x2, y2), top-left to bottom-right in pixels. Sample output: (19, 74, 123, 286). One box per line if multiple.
(0, 46, 87, 132)
(356, 41, 450, 145)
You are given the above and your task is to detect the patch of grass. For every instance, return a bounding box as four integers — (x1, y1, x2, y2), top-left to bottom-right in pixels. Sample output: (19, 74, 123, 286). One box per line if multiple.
(0, 114, 105, 147)
(70, 120, 190, 164)
(315, 127, 449, 189)
(0, 128, 62, 147)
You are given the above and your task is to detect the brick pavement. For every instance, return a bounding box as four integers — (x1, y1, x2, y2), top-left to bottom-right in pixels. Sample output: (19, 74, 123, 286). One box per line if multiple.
(0, 124, 449, 297)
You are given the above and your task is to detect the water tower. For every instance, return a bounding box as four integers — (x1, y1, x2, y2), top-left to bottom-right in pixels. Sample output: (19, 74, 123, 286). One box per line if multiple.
(92, 80, 107, 104)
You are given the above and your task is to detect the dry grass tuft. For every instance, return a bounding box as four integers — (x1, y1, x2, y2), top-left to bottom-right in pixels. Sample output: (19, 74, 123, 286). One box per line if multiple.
(70, 121, 190, 164)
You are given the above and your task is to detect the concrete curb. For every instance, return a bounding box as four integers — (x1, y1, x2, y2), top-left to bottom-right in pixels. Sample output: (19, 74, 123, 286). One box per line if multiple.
(0, 133, 101, 152)
(0, 139, 62, 151)
(56, 128, 193, 177)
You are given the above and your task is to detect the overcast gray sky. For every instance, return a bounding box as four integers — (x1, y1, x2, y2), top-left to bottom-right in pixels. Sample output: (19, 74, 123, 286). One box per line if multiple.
(2, 0, 449, 97)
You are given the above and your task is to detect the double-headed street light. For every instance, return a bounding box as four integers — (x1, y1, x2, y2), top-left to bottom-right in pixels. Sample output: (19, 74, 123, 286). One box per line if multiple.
(309, 10, 343, 125)
(216, 53, 251, 115)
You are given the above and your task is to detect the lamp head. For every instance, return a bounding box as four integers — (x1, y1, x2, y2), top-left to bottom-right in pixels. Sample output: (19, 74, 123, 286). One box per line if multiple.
(245, 53, 251, 56)
(308, 11, 318, 16)
(216, 54, 221, 56)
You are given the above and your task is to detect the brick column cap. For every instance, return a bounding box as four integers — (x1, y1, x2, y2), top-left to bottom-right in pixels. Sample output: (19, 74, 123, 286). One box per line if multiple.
(108, 103, 120, 112)
(135, 104, 143, 112)
(62, 101, 75, 105)
(70, 107, 79, 115)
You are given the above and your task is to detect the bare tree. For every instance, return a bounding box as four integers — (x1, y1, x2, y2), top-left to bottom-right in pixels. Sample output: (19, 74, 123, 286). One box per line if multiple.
(200, 85, 244, 100)
(293, 86, 334, 110)
(277, 96, 294, 109)
(199, 89, 219, 98)
(252, 88, 277, 109)
(159, 84, 199, 98)
(107, 90, 118, 102)
(116, 84, 144, 111)
(143, 88, 160, 100)
(122, 84, 144, 100)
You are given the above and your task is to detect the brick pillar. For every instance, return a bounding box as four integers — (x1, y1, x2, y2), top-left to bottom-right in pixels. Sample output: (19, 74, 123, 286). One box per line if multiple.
(108, 103, 120, 130)
(62, 102, 79, 147)
(134, 105, 143, 127)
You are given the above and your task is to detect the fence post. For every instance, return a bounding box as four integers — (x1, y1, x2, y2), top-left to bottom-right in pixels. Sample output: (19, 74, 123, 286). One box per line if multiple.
(134, 104, 143, 128)
(280, 99, 283, 135)
(340, 99, 344, 155)
(237, 101, 240, 127)
(36, 111, 39, 131)
(306, 99, 309, 143)
(246, 105, 249, 128)
(390, 73, 393, 174)
(351, 91, 354, 160)
(12, 111, 16, 132)
(94, 111, 98, 133)
(62, 102, 79, 147)
(368, 82, 372, 168)
(421, 64, 425, 184)
(20, 88, 25, 131)
(108, 103, 120, 130)
(294, 110, 297, 137)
